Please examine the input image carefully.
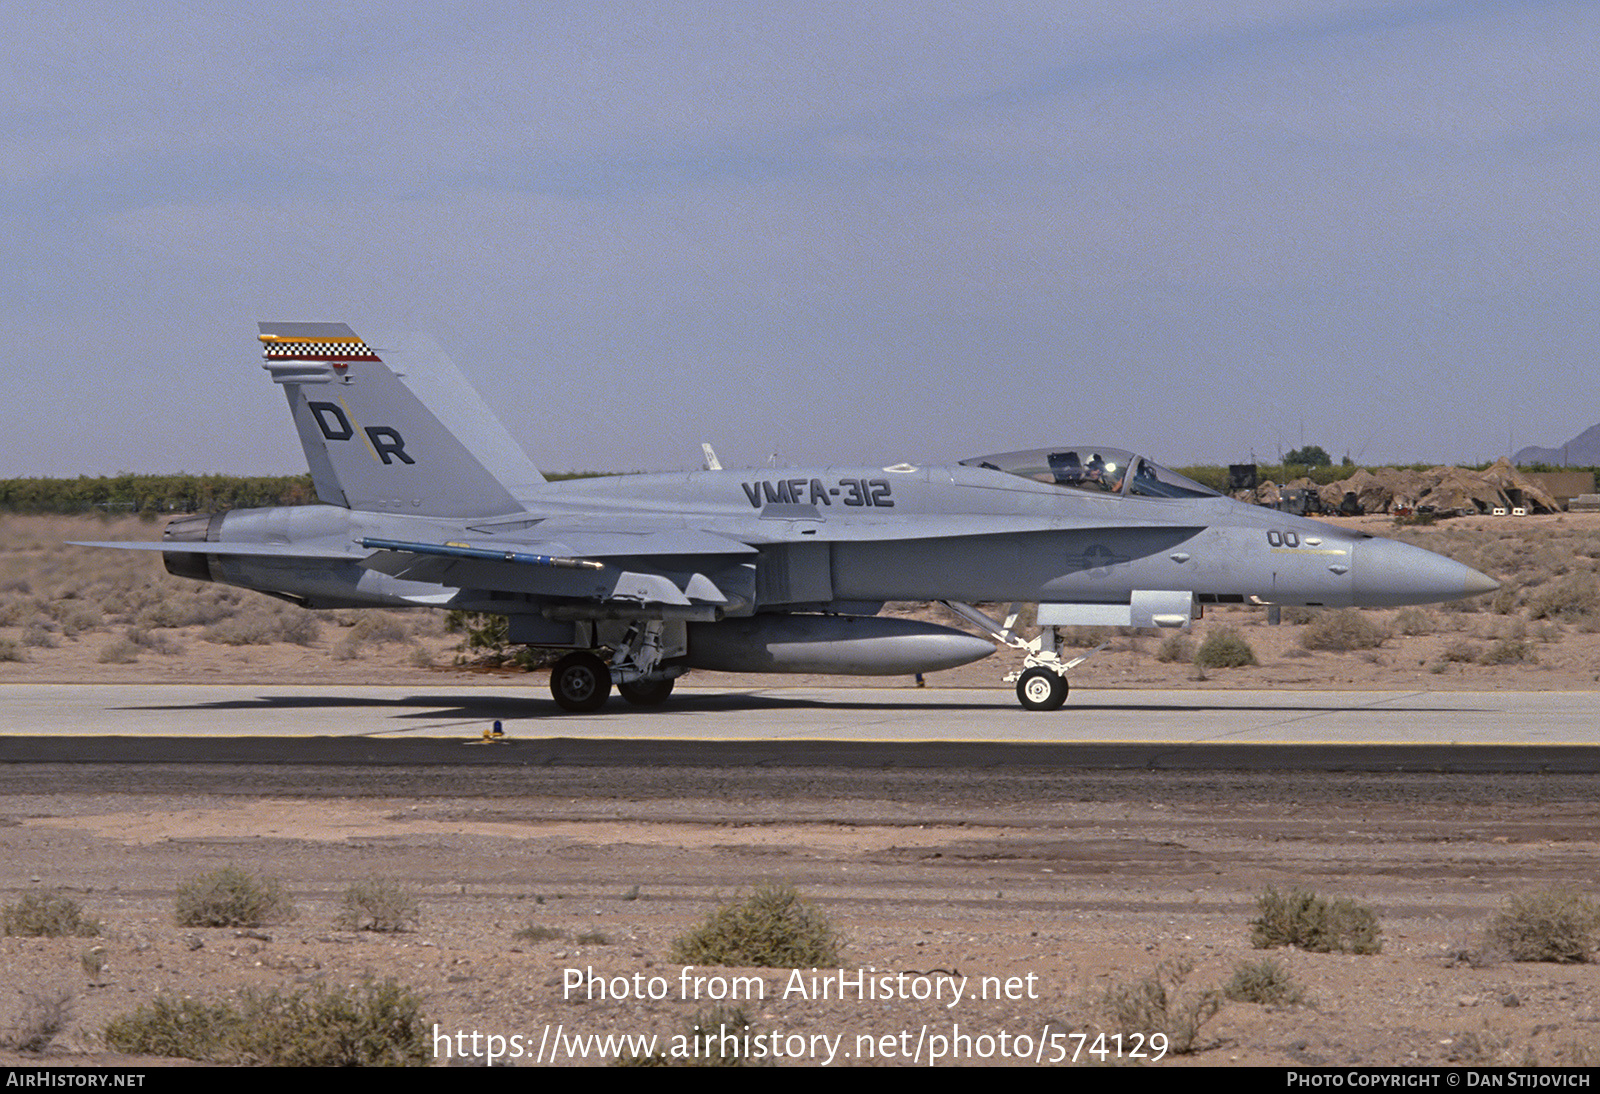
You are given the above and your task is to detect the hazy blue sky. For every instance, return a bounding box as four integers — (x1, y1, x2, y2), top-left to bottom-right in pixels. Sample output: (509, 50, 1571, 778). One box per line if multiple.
(3, 1, 1595, 476)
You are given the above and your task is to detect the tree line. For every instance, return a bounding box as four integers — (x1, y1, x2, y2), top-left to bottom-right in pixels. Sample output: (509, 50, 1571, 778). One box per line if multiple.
(1, 470, 612, 516)
(0, 474, 319, 516)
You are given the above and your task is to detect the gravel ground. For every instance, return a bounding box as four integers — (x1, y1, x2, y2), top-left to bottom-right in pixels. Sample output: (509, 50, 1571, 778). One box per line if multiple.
(2, 764, 1599, 1067)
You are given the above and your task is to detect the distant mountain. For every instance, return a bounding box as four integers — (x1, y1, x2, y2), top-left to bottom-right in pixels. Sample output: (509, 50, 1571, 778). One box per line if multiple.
(1515, 423, 1600, 466)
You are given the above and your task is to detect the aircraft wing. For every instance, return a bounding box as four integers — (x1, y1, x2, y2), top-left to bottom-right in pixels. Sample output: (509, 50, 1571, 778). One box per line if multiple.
(356, 529, 754, 574)
(354, 530, 758, 610)
(496, 529, 759, 558)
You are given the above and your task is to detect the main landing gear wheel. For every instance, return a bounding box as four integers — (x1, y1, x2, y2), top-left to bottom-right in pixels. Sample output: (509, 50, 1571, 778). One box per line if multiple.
(550, 652, 612, 712)
(1016, 667, 1069, 711)
(618, 676, 675, 707)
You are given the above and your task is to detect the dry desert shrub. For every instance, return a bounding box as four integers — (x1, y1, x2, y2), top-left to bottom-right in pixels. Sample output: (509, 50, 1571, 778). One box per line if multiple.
(1056, 625, 1116, 648)
(1479, 638, 1534, 665)
(615, 1005, 760, 1068)
(1393, 608, 1437, 636)
(350, 612, 410, 643)
(202, 603, 320, 647)
(2, 991, 73, 1053)
(1487, 888, 1598, 964)
(1251, 887, 1382, 955)
(1300, 609, 1387, 651)
(125, 626, 181, 654)
(1223, 957, 1306, 1006)
(513, 923, 564, 943)
(103, 980, 429, 1066)
(1446, 1029, 1530, 1067)
(51, 600, 104, 638)
(0, 596, 41, 627)
(175, 866, 293, 928)
(331, 614, 413, 661)
(336, 877, 420, 933)
(670, 883, 842, 969)
(20, 622, 57, 648)
(1155, 634, 1193, 663)
(2, 891, 102, 937)
(1099, 956, 1222, 1055)
(138, 587, 242, 629)
(97, 636, 140, 663)
(1525, 576, 1599, 621)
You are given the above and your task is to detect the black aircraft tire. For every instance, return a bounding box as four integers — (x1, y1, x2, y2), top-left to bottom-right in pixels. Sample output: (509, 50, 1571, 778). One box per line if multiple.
(618, 677, 676, 707)
(550, 653, 612, 713)
(1016, 668, 1069, 711)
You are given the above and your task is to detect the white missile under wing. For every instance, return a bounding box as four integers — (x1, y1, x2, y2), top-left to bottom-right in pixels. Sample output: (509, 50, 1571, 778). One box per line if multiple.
(77, 323, 1498, 712)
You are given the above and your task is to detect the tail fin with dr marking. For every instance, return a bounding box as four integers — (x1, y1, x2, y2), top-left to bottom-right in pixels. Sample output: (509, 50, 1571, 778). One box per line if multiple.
(259, 322, 545, 518)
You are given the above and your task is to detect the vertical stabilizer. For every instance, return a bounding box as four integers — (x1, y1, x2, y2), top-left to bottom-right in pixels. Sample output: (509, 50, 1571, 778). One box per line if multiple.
(259, 322, 543, 518)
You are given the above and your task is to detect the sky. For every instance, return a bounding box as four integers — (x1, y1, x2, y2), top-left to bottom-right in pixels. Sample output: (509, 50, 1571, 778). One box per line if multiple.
(2, 0, 1596, 477)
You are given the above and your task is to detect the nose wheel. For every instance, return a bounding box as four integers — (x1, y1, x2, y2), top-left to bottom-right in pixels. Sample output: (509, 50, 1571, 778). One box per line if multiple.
(550, 652, 612, 712)
(1016, 667, 1069, 711)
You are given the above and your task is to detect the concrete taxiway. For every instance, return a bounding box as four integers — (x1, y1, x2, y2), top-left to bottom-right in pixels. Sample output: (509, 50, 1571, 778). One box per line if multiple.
(1, 683, 1597, 770)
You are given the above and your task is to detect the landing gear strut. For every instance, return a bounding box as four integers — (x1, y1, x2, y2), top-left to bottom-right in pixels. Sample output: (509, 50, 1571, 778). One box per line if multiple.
(941, 601, 1106, 711)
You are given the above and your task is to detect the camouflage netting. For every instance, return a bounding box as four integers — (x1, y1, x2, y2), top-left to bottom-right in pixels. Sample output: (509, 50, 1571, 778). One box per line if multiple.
(1238, 459, 1560, 516)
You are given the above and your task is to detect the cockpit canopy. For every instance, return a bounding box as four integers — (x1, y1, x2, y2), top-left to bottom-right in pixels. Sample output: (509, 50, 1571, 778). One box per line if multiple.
(959, 447, 1219, 499)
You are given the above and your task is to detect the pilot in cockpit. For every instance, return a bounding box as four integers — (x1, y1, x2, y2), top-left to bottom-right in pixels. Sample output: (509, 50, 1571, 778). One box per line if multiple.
(1085, 453, 1123, 493)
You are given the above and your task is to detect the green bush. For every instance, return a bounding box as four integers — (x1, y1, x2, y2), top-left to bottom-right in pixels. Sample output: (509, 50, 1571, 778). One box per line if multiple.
(670, 883, 842, 969)
(103, 996, 237, 1060)
(104, 980, 430, 1066)
(1487, 888, 1598, 964)
(2, 891, 102, 937)
(1194, 627, 1257, 669)
(1250, 887, 1381, 955)
(1223, 957, 1306, 1005)
(445, 611, 548, 669)
(175, 866, 293, 928)
(336, 878, 420, 933)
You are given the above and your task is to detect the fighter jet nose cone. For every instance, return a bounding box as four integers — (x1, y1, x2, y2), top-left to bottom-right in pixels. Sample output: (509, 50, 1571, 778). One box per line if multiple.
(1354, 538, 1501, 607)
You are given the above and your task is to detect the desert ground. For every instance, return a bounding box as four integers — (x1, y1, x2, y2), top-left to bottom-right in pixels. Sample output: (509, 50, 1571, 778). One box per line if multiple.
(2, 511, 1599, 1067)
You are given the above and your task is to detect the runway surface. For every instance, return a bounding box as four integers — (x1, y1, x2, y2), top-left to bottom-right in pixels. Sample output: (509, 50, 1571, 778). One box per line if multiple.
(2, 683, 1597, 770)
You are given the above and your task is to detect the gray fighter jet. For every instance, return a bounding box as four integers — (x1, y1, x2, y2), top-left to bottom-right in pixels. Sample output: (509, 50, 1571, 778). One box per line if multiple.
(79, 323, 1498, 712)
